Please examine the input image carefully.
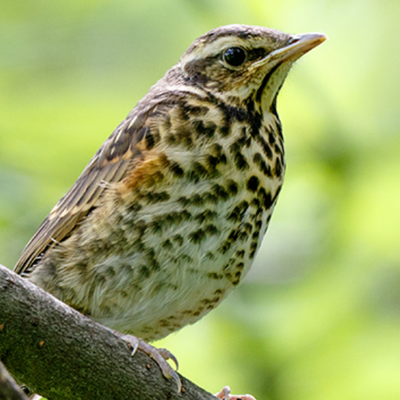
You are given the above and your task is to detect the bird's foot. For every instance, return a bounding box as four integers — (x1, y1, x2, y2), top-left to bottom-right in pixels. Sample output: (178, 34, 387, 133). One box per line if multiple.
(215, 386, 257, 400)
(121, 334, 181, 392)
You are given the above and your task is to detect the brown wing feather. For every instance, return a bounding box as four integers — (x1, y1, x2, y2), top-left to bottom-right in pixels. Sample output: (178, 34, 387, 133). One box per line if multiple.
(14, 112, 149, 276)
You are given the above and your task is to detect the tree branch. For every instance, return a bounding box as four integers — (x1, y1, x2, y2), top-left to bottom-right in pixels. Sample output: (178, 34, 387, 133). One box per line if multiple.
(0, 264, 217, 400)
(0, 361, 28, 400)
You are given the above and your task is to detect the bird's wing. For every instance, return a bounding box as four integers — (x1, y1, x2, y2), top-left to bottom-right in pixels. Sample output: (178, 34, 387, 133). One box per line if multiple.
(14, 111, 152, 276)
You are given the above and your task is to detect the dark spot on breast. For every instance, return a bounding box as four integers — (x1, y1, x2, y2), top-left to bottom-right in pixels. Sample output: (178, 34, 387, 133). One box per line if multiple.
(175, 254, 193, 263)
(127, 203, 143, 213)
(169, 161, 184, 177)
(189, 229, 206, 244)
(139, 265, 151, 279)
(228, 200, 249, 222)
(193, 120, 216, 138)
(174, 126, 193, 148)
(204, 192, 219, 204)
(268, 130, 276, 145)
(253, 152, 272, 177)
(246, 176, 260, 192)
(261, 140, 273, 160)
(179, 194, 205, 206)
(162, 213, 177, 226)
(177, 196, 189, 206)
(229, 141, 240, 155)
(251, 231, 259, 242)
(210, 143, 223, 155)
(236, 126, 252, 148)
(134, 220, 146, 234)
(250, 242, 258, 252)
(148, 258, 160, 272)
(194, 209, 217, 223)
(205, 155, 219, 170)
(187, 162, 209, 182)
(251, 198, 260, 208)
(276, 119, 283, 139)
(231, 278, 240, 286)
(227, 229, 240, 242)
(219, 241, 231, 254)
(180, 210, 192, 220)
(211, 184, 229, 200)
(204, 224, 219, 235)
(226, 179, 238, 195)
(274, 143, 282, 154)
(230, 142, 250, 171)
(173, 234, 184, 246)
(234, 153, 249, 171)
(205, 251, 215, 260)
(208, 272, 223, 280)
(159, 319, 170, 327)
(272, 186, 282, 203)
(258, 187, 273, 210)
(146, 191, 171, 204)
(274, 157, 283, 177)
(236, 262, 244, 271)
(255, 207, 264, 217)
(149, 220, 162, 233)
(162, 239, 173, 250)
(218, 126, 230, 137)
(244, 223, 253, 233)
(209, 143, 227, 164)
(236, 250, 245, 258)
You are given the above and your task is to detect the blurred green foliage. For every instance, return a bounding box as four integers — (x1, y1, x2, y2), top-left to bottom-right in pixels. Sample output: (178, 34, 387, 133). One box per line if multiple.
(1, 0, 400, 399)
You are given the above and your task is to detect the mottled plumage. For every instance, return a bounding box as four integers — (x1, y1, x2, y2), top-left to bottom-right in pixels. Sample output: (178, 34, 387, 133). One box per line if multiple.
(15, 24, 326, 392)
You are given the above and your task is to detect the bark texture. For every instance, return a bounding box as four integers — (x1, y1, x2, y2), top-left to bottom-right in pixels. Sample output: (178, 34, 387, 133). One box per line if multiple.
(0, 264, 216, 400)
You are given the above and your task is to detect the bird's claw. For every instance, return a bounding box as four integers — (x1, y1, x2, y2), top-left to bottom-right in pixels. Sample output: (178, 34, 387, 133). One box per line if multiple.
(122, 334, 181, 392)
(215, 386, 257, 400)
(158, 347, 179, 371)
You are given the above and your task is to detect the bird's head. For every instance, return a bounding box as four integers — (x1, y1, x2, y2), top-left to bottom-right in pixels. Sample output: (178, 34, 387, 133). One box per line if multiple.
(179, 24, 326, 109)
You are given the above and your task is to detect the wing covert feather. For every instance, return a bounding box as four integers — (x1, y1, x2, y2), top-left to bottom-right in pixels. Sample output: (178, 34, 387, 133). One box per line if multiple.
(15, 113, 148, 275)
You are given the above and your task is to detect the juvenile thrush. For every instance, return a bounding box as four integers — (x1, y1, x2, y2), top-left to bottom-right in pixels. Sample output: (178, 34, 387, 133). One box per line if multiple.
(15, 25, 326, 393)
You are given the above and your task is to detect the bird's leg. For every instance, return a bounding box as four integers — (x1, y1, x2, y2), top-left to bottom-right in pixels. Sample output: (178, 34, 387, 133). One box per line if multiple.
(215, 386, 257, 400)
(116, 332, 181, 392)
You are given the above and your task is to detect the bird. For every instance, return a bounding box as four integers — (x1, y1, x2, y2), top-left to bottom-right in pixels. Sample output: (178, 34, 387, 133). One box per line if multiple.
(15, 24, 326, 396)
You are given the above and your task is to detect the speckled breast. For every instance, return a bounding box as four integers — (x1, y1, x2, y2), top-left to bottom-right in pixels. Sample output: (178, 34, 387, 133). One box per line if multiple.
(30, 95, 285, 342)
(93, 101, 285, 340)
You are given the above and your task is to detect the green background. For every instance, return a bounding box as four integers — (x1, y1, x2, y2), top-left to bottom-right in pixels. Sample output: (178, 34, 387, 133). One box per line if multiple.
(1, 0, 400, 399)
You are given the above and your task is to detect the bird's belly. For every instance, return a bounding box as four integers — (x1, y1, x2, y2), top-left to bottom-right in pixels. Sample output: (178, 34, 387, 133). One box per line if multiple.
(44, 186, 275, 341)
(86, 207, 268, 340)
(93, 248, 249, 341)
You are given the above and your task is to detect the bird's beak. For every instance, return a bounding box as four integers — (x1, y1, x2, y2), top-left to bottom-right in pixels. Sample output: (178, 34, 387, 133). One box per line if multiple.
(249, 32, 327, 71)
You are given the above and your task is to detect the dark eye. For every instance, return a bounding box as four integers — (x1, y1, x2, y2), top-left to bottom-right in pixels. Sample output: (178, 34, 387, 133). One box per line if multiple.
(223, 47, 246, 67)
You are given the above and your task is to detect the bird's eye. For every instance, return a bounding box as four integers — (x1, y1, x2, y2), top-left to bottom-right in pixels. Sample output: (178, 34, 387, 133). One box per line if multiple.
(223, 47, 247, 67)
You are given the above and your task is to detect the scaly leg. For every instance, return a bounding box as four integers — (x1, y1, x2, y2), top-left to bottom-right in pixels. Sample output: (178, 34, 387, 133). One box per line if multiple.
(120, 334, 181, 392)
